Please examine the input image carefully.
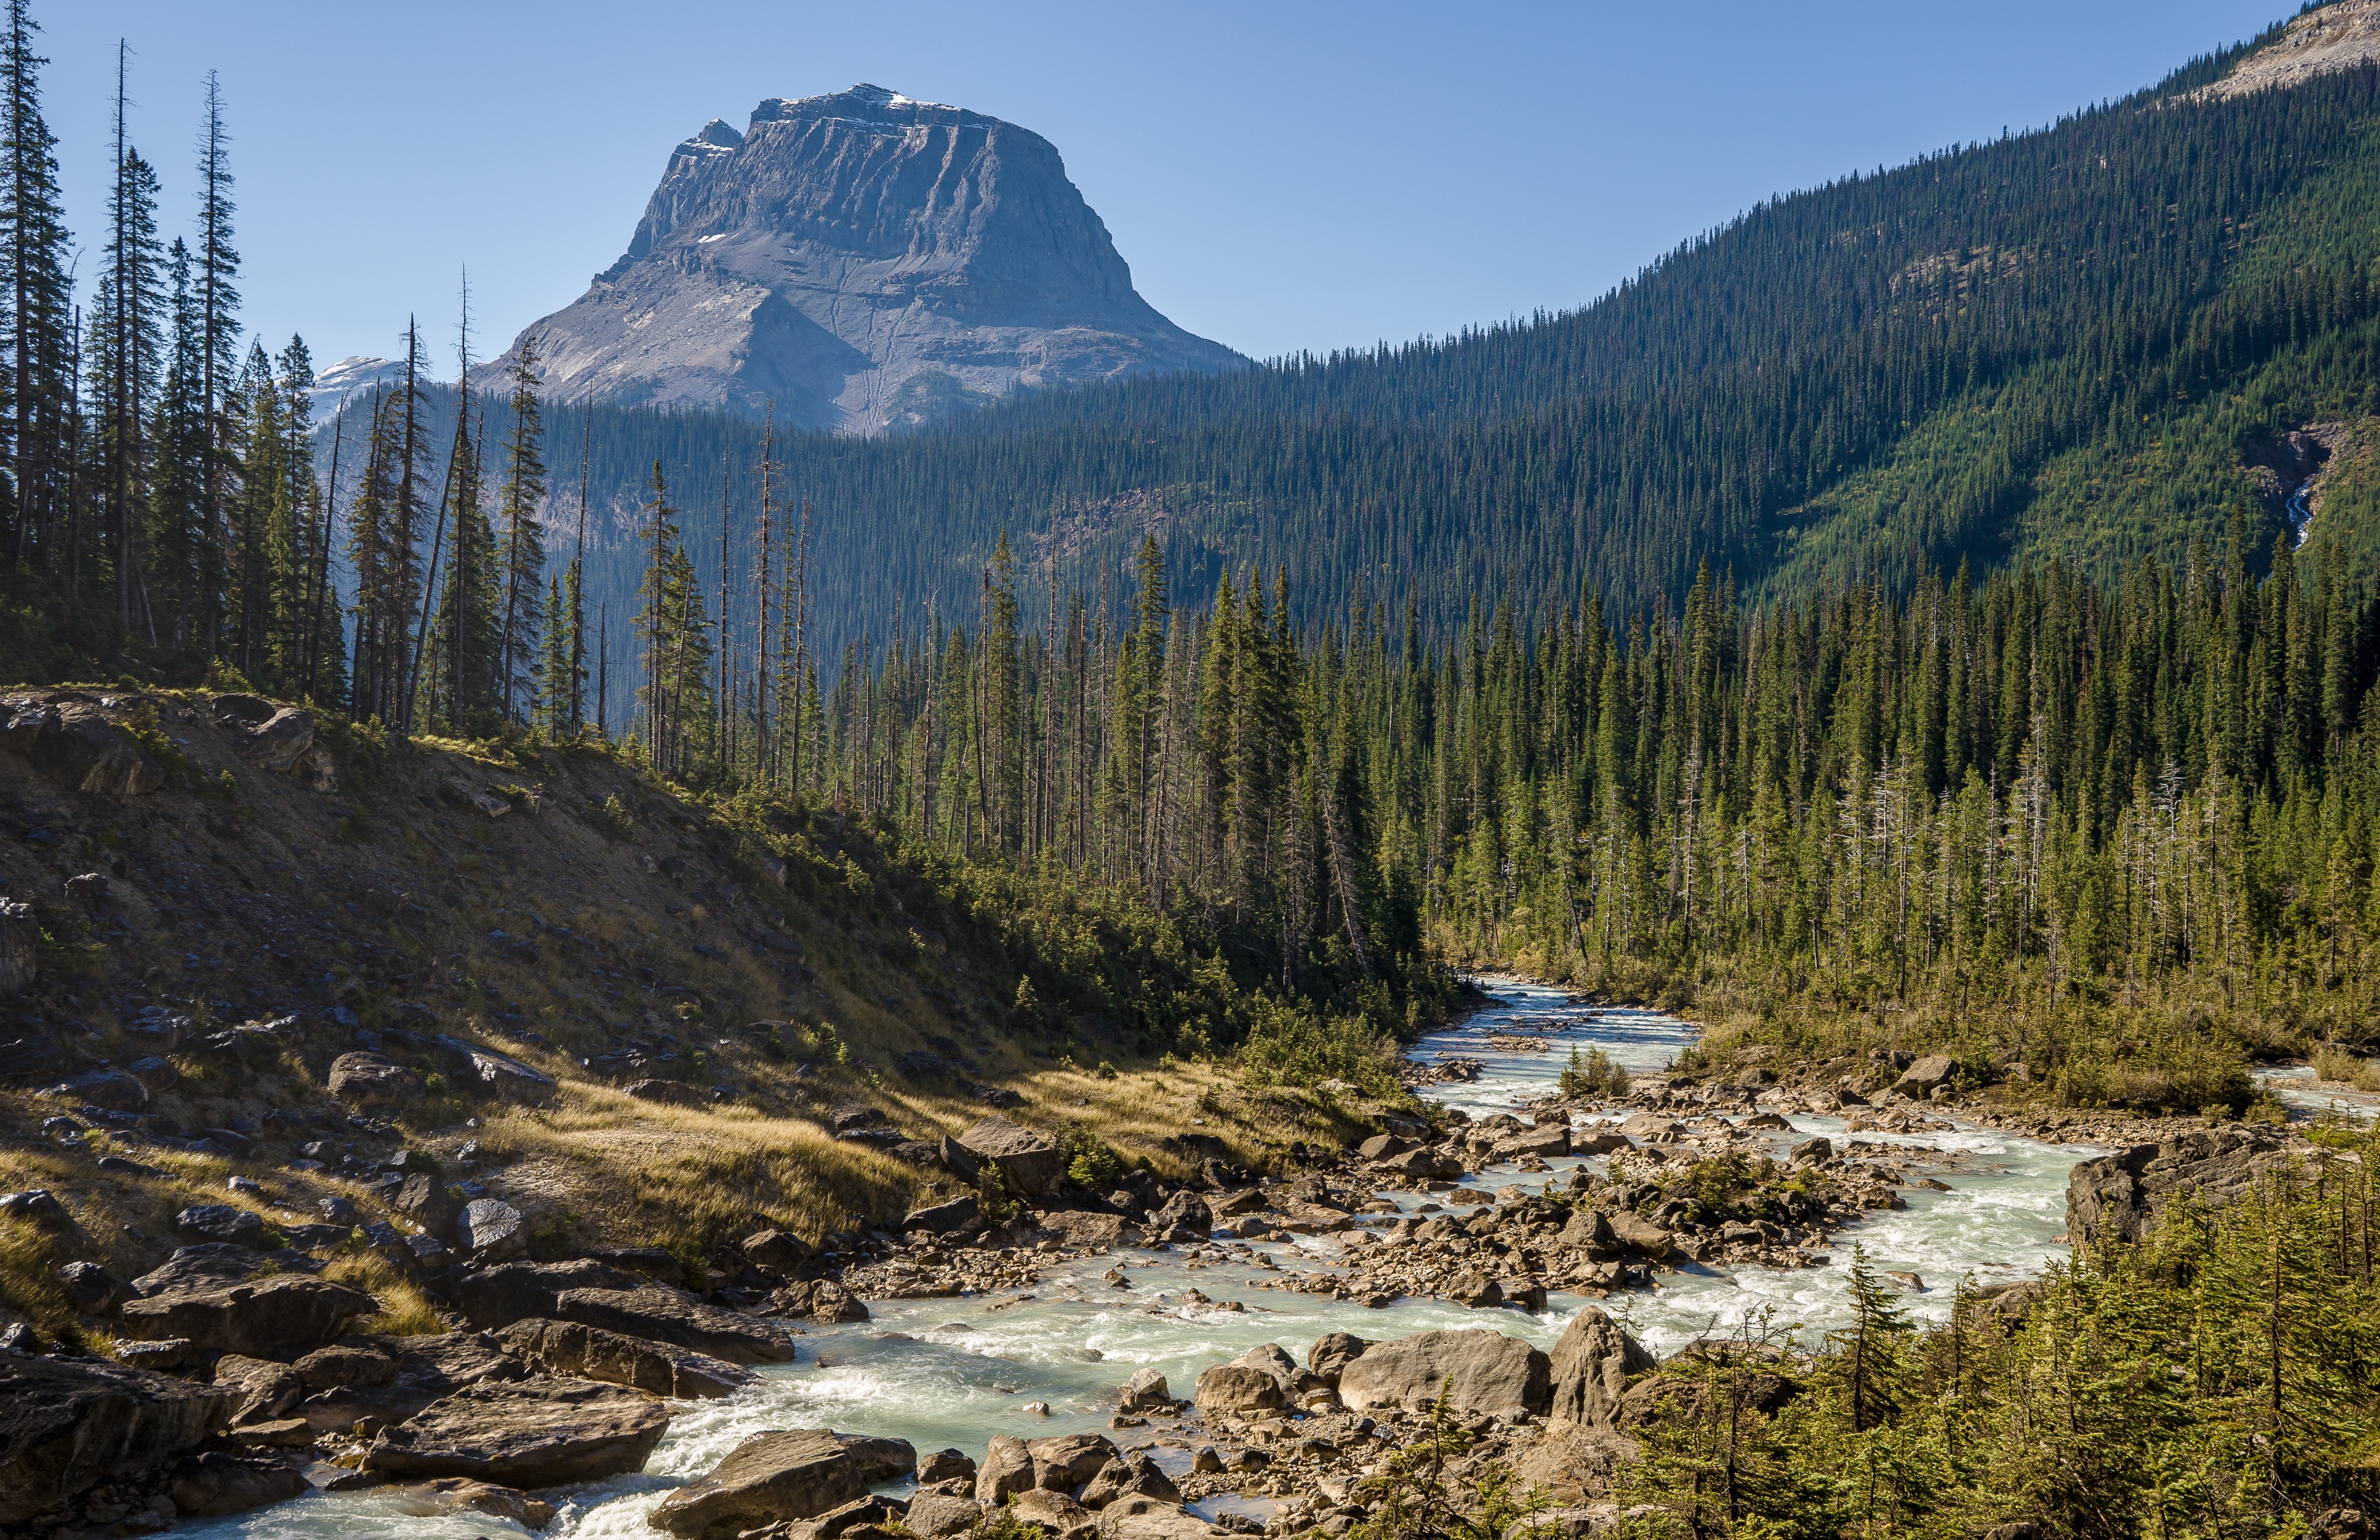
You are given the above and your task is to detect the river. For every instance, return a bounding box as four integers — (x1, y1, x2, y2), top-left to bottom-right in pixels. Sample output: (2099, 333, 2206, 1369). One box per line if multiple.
(185, 979, 2098, 1539)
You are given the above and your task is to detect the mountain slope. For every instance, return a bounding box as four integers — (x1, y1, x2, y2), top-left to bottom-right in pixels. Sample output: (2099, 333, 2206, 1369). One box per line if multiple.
(493, 85, 1242, 433)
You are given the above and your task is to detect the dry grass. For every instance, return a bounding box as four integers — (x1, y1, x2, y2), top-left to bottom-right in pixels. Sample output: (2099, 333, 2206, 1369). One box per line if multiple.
(322, 1252, 443, 1335)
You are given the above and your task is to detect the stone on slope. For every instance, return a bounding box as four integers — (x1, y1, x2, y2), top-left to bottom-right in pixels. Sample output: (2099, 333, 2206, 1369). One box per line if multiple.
(295, 1331, 526, 1434)
(1893, 1054, 1956, 1096)
(0, 1354, 231, 1527)
(326, 1051, 421, 1105)
(365, 1377, 672, 1487)
(909, 1493, 986, 1537)
(497, 1317, 754, 1399)
(551, 1281, 798, 1365)
(455, 1197, 528, 1261)
(0, 698, 164, 797)
(175, 1203, 266, 1247)
(651, 1427, 878, 1540)
(1335, 1329, 1552, 1421)
(1545, 1307, 1655, 1427)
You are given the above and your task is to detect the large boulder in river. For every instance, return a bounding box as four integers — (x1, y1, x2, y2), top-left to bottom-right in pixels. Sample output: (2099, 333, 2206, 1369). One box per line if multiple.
(120, 1249, 374, 1359)
(364, 1377, 672, 1487)
(941, 1115, 1065, 1196)
(1337, 1329, 1552, 1422)
(652, 1428, 880, 1540)
(497, 1318, 753, 1399)
(1193, 1346, 1295, 1419)
(167, 1451, 309, 1517)
(294, 1331, 525, 1435)
(0, 1354, 231, 1527)
(449, 1259, 797, 1363)
(2066, 1127, 2294, 1246)
(1545, 1307, 1654, 1427)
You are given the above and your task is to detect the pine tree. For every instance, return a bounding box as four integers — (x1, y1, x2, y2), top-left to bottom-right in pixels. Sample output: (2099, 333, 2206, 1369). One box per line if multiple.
(494, 340, 547, 723)
(0, 0, 71, 584)
(192, 71, 238, 653)
(90, 56, 162, 636)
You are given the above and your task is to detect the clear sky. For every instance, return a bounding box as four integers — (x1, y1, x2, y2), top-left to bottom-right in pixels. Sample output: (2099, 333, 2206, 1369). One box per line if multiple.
(46, 0, 2288, 375)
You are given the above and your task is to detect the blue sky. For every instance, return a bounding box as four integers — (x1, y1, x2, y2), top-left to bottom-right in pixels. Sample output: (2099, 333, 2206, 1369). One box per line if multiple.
(48, 0, 2287, 374)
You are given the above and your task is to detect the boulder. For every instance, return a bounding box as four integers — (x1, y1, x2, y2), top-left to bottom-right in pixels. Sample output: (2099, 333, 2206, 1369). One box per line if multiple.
(1572, 1129, 1630, 1156)
(918, 1448, 978, 1484)
(2067, 1127, 2293, 1246)
(1893, 1054, 1956, 1097)
(1098, 1503, 1223, 1540)
(1446, 1269, 1503, 1308)
(836, 1433, 919, 1482)
(294, 1342, 398, 1392)
(294, 1331, 525, 1435)
(497, 1317, 754, 1400)
(125, 1054, 180, 1091)
(1357, 1133, 1411, 1161)
(326, 1051, 422, 1105)
(1495, 1123, 1572, 1159)
(902, 1196, 983, 1235)
(943, 1115, 1065, 1196)
(39, 1067, 148, 1112)
(771, 1277, 870, 1323)
(0, 699, 163, 797)
(1558, 1210, 1615, 1250)
(1606, 1213, 1674, 1258)
(1788, 1135, 1832, 1165)
(1147, 1192, 1211, 1237)
(455, 1197, 528, 1261)
(175, 1204, 267, 1248)
(1078, 1451, 1178, 1508)
(1307, 1332, 1369, 1386)
(365, 1377, 673, 1488)
(743, 1227, 814, 1270)
(653, 1427, 878, 1540)
(121, 1270, 375, 1360)
(627, 1077, 702, 1105)
(1545, 1308, 1655, 1427)
(211, 1354, 305, 1425)
(910, 1493, 986, 1537)
(1336, 1329, 1552, 1421)
(237, 707, 316, 774)
(167, 1450, 309, 1517)
(552, 1281, 799, 1364)
(433, 1035, 559, 1100)
(1027, 1432, 1117, 1491)
(1038, 1209, 1128, 1251)
(410, 1477, 560, 1530)
(1375, 1145, 1466, 1179)
(977, 1434, 1037, 1504)
(1192, 1361, 1286, 1419)
(0, 1354, 231, 1527)
(54, 1260, 124, 1313)
(1012, 1488, 1096, 1539)
(449, 1258, 637, 1327)
(1117, 1366, 1173, 1411)
(0, 1188, 67, 1226)
(393, 1173, 458, 1238)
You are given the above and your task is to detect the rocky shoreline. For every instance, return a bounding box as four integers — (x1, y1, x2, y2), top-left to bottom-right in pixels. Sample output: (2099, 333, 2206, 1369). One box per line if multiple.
(4, 1031, 2337, 1540)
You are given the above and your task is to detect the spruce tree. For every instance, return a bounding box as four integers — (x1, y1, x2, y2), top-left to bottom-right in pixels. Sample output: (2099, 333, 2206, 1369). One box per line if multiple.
(0, 0, 70, 583)
(495, 340, 547, 722)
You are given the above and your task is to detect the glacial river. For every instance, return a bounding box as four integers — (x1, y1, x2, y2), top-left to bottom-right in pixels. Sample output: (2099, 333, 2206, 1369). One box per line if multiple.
(188, 980, 2096, 1539)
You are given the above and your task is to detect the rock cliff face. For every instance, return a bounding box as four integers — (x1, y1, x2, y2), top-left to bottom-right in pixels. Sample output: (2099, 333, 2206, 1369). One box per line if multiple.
(497, 85, 1242, 432)
(2193, 0, 2380, 101)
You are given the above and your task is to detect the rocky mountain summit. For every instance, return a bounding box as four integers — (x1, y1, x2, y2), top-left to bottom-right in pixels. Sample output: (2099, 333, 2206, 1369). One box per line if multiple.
(495, 84, 1242, 433)
(2193, 0, 2380, 100)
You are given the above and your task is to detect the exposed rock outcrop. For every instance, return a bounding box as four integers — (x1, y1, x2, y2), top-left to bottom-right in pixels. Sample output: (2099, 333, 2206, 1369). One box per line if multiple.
(1335, 1329, 1553, 1422)
(2066, 1127, 2294, 1245)
(492, 85, 1242, 433)
(364, 1377, 673, 1487)
(653, 1427, 880, 1540)
(0, 1355, 230, 1527)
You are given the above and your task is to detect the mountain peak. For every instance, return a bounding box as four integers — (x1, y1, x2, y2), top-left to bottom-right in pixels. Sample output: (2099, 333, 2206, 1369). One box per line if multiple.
(498, 87, 1238, 431)
(2193, 0, 2380, 100)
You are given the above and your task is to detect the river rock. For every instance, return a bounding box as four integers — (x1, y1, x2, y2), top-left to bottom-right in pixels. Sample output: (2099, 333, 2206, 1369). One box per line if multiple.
(1038, 1209, 1128, 1251)
(1336, 1328, 1552, 1421)
(326, 1051, 422, 1105)
(365, 1377, 672, 1487)
(0, 1354, 232, 1527)
(1099, 1503, 1223, 1540)
(1893, 1054, 1956, 1097)
(942, 1116, 1065, 1196)
(652, 1427, 877, 1540)
(1545, 1307, 1655, 1427)
(552, 1280, 799, 1364)
(294, 1331, 525, 1434)
(1446, 1269, 1503, 1308)
(449, 1258, 640, 1327)
(901, 1196, 981, 1235)
(409, 1476, 559, 1530)
(1027, 1432, 1117, 1491)
(1496, 1122, 1571, 1158)
(2066, 1127, 2293, 1246)
(1558, 1209, 1615, 1249)
(211, 1354, 305, 1424)
(977, 1435, 1037, 1503)
(1013, 1487, 1098, 1539)
(1192, 1355, 1288, 1418)
(1375, 1145, 1466, 1179)
(294, 1342, 398, 1391)
(1117, 1366, 1173, 1411)
(168, 1450, 309, 1517)
(1307, 1331, 1369, 1386)
(1606, 1213, 1674, 1258)
(121, 1267, 375, 1360)
(918, 1448, 977, 1484)
(743, 1227, 814, 1270)
(835, 1432, 919, 1482)
(497, 1317, 754, 1399)
(1078, 1450, 1179, 1509)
